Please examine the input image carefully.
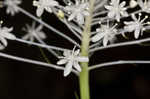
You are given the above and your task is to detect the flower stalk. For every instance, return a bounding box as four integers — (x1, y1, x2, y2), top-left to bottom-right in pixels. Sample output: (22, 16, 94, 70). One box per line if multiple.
(79, 0, 95, 99)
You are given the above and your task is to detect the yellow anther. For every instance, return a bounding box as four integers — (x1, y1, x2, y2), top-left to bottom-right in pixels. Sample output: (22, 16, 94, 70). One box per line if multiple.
(145, 16, 148, 19)
(147, 22, 150, 24)
(57, 10, 65, 19)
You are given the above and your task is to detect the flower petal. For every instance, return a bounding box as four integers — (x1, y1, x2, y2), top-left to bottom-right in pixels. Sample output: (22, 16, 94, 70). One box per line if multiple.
(91, 33, 105, 42)
(115, 13, 120, 22)
(45, 7, 52, 13)
(120, 1, 126, 7)
(77, 13, 84, 24)
(64, 61, 73, 77)
(103, 37, 109, 46)
(36, 25, 43, 31)
(134, 27, 140, 39)
(104, 5, 113, 10)
(74, 49, 80, 56)
(73, 62, 81, 72)
(63, 50, 71, 57)
(3, 32, 16, 40)
(0, 36, 7, 46)
(57, 59, 68, 65)
(0, 43, 5, 50)
(138, 0, 144, 8)
(22, 34, 30, 40)
(36, 7, 44, 17)
(131, 14, 137, 21)
(37, 32, 46, 39)
(68, 12, 76, 21)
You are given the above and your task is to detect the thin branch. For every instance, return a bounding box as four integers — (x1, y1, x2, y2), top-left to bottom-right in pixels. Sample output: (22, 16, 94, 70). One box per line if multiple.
(15, 38, 70, 52)
(90, 37, 150, 53)
(62, 19, 82, 40)
(92, 9, 142, 26)
(90, 29, 125, 49)
(93, 10, 108, 18)
(0, 52, 78, 75)
(52, 8, 82, 40)
(90, 39, 103, 49)
(16, 6, 80, 48)
(89, 60, 150, 71)
(94, 0, 108, 12)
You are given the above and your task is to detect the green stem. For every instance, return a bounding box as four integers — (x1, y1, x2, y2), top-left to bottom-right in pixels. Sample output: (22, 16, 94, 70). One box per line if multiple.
(79, 62, 90, 99)
(79, 0, 95, 99)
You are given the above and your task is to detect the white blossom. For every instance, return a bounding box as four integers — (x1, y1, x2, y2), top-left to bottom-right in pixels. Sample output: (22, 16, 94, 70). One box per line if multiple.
(22, 22, 46, 42)
(57, 47, 89, 77)
(105, 0, 128, 22)
(124, 14, 148, 39)
(91, 21, 117, 46)
(64, 1, 89, 24)
(0, 25, 16, 49)
(33, 0, 59, 17)
(4, 0, 22, 16)
(138, 0, 150, 13)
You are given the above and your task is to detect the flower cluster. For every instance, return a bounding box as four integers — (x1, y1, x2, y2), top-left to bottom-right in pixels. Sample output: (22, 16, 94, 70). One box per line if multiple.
(2, 0, 150, 77)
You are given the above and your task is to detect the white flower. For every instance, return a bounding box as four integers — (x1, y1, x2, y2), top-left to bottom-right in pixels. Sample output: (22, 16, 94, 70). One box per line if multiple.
(57, 47, 89, 77)
(124, 14, 148, 39)
(4, 0, 22, 16)
(22, 22, 46, 41)
(64, 1, 89, 24)
(138, 0, 150, 13)
(91, 21, 117, 46)
(105, 0, 128, 22)
(33, 0, 59, 17)
(0, 26, 16, 49)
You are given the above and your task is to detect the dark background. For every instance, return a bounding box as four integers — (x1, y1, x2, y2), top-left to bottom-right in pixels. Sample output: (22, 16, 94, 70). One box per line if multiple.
(1, 0, 150, 99)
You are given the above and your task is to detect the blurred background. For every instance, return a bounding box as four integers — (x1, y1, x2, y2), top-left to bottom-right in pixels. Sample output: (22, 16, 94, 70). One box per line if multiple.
(1, 0, 150, 99)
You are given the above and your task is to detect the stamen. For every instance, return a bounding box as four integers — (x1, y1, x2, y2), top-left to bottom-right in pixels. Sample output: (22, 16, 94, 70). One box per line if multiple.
(147, 22, 150, 24)
(98, 21, 102, 25)
(141, 15, 148, 23)
(138, 13, 142, 21)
